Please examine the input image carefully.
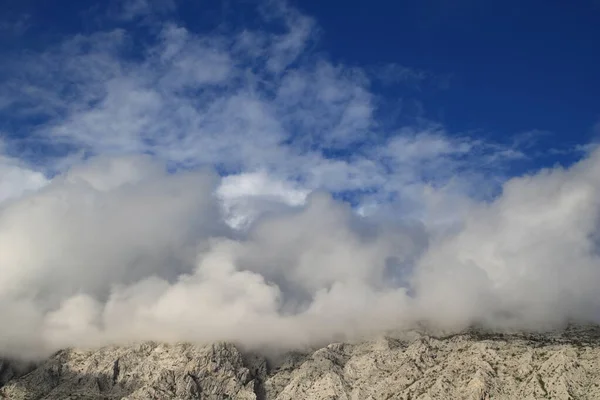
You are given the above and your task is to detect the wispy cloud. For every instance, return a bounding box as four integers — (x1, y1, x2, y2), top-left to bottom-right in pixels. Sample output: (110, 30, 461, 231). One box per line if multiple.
(0, 0, 595, 358)
(0, 14, 31, 37)
(0, 3, 519, 215)
(107, 0, 177, 21)
(370, 63, 428, 89)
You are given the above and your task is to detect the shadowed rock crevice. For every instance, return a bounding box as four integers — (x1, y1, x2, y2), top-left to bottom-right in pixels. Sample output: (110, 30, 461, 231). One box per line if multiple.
(112, 359, 120, 385)
(186, 372, 202, 398)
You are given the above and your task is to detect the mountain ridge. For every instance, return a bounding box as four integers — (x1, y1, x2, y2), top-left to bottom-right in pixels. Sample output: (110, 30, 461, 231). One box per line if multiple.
(2, 325, 600, 399)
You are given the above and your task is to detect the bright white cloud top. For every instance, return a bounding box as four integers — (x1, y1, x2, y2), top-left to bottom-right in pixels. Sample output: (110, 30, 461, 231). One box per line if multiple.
(0, 0, 599, 359)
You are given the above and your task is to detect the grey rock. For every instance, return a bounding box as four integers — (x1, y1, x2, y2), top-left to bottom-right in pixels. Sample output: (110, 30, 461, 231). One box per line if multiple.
(0, 359, 35, 389)
(3, 326, 600, 399)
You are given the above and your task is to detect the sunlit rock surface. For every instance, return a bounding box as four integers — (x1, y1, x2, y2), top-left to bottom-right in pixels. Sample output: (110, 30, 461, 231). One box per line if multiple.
(2, 326, 600, 399)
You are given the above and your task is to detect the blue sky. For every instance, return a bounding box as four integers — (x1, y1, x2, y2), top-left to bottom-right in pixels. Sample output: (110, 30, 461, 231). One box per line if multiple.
(0, 0, 598, 207)
(4, 0, 599, 144)
(3, 0, 600, 353)
(296, 0, 600, 145)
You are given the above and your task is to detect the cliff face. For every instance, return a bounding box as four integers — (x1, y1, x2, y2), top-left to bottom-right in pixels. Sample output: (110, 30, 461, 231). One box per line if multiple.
(2, 328, 600, 400)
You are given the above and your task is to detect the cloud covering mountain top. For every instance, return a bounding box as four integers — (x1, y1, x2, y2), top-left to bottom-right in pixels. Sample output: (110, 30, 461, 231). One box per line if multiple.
(0, 0, 599, 359)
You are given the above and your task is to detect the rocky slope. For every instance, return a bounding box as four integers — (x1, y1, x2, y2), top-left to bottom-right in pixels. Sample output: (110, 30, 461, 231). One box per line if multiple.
(2, 326, 600, 399)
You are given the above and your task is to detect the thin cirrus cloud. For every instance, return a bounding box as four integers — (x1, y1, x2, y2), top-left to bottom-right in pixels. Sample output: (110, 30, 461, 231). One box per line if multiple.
(0, 0, 598, 359)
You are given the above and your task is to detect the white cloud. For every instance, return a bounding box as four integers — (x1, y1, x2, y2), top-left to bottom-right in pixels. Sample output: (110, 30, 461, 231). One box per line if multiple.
(0, 141, 48, 204)
(1, 0, 596, 359)
(0, 2, 517, 211)
(217, 171, 308, 229)
(0, 161, 47, 204)
(2, 149, 600, 358)
(413, 150, 600, 329)
(0, 156, 418, 355)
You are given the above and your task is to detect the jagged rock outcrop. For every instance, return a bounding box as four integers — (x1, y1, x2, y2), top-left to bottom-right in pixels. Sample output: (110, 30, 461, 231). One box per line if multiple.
(3, 326, 600, 399)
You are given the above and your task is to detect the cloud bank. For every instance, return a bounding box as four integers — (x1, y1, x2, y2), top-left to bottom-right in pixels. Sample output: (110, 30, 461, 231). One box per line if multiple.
(0, 1, 599, 358)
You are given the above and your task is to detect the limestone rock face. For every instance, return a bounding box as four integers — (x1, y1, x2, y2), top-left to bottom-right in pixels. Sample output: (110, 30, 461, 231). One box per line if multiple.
(0, 342, 260, 400)
(2, 327, 600, 400)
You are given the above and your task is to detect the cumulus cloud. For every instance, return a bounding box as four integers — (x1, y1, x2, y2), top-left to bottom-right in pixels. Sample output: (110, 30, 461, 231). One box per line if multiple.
(217, 171, 308, 229)
(0, 155, 417, 357)
(1, 150, 600, 359)
(0, 0, 598, 359)
(414, 152, 600, 329)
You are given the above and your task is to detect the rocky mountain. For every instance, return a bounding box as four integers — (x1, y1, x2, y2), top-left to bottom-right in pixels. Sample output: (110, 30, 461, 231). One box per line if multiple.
(2, 326, 600, 399)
